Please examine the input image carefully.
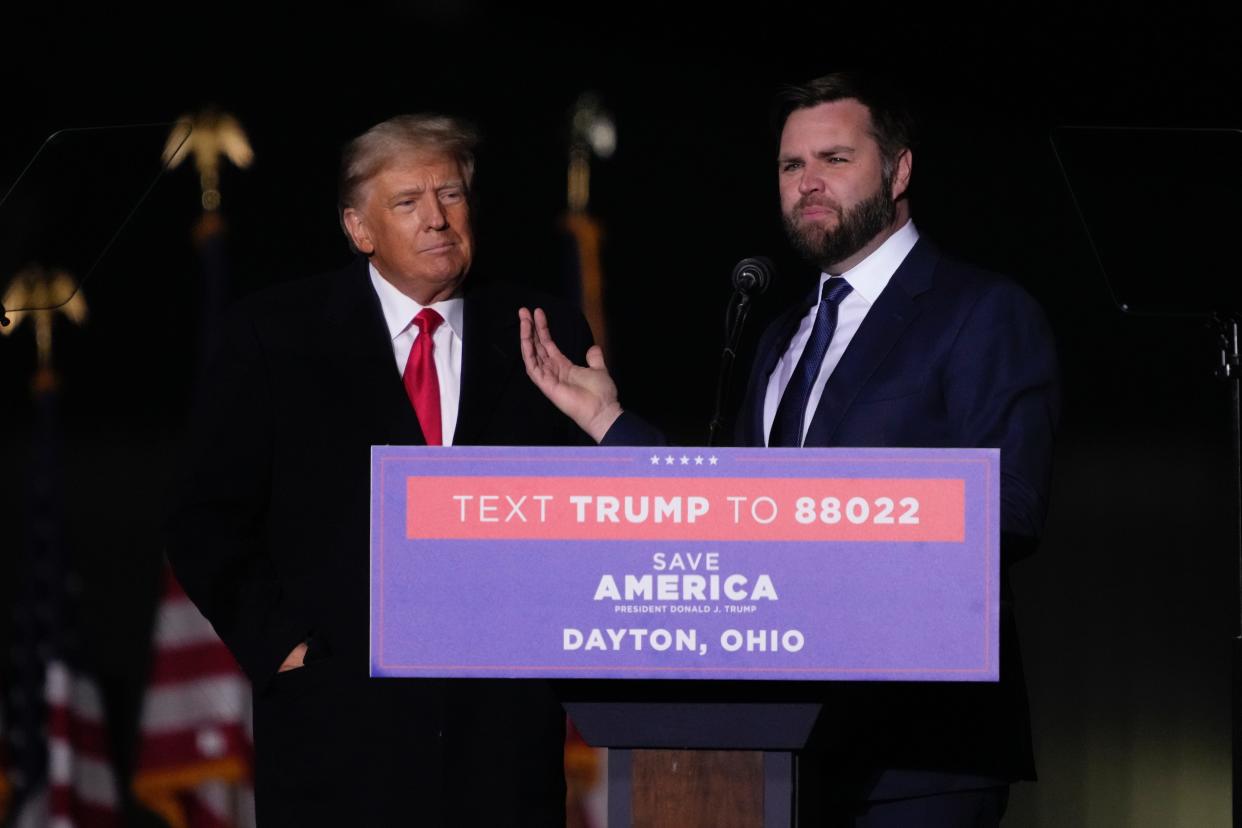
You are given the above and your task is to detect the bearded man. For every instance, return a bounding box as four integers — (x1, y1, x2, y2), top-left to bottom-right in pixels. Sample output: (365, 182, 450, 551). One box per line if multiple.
(521, 72, 1060, 826)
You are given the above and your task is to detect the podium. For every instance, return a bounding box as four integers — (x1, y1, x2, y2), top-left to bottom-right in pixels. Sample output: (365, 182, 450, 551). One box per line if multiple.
(369, 445, 1001, 826)
(565, 695, 819, 826)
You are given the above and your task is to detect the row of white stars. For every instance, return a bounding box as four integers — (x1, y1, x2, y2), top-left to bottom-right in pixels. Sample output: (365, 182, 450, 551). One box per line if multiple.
(651, 454, 718, 466)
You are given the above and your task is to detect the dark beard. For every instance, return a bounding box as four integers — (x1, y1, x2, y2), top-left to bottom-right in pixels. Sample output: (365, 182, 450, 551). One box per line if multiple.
(783, 185, 897, 270)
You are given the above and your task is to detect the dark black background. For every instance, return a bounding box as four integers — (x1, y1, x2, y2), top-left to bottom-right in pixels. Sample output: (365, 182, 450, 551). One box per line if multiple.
(1, 5, 1239, 824)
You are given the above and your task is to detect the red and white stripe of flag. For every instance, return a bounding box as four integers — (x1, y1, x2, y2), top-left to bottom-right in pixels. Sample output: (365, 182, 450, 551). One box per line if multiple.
(133, 568, 254, 828)
(44, 659, 121, 827)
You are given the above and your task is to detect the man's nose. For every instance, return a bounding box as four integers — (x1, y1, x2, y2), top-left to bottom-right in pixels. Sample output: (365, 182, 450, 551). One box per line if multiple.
(418, 197, 449, 229)
(797, 167, 824, 195)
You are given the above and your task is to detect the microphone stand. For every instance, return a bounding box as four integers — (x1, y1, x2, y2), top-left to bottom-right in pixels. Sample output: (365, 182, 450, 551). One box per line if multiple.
(708, 288, 754, 447)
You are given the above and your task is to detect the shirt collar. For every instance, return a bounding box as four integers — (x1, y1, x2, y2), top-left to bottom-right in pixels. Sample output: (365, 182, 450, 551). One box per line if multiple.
(368, 262, 464, 340)
(820, 219, 919, 305)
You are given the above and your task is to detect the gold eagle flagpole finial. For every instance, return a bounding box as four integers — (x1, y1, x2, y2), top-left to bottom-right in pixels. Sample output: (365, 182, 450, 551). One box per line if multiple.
(1, 265, 87, 391)
(162, 109, 253, 213)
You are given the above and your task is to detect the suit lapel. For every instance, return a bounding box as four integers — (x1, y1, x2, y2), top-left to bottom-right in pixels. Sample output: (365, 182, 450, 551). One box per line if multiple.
(325, 258, 426, 446)
(802, 239, 940, 447)
(453, 288, 520, 446)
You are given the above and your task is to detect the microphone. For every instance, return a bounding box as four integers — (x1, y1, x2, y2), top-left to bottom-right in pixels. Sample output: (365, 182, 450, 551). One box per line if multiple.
(709, 256, 774, 446)
(731, 256, 773, 295)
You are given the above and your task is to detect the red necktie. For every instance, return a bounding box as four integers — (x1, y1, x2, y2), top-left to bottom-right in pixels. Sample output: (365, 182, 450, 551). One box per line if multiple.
(403, 308, 444, 446)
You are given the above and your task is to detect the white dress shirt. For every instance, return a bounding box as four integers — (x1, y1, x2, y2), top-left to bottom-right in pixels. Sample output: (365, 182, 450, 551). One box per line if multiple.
(763, 220, 920, 446)
(369, 264, 464, 446)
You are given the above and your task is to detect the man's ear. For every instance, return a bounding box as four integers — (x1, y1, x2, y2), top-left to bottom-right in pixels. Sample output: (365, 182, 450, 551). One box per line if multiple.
(342, 208, 374, 255)
(891, 149, 913, 200)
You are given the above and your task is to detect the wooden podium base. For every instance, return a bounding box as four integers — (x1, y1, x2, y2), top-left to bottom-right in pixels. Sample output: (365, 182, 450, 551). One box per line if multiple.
(608, 749, 794, 827)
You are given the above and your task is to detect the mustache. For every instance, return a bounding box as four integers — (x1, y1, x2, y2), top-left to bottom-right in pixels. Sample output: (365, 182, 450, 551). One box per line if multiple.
(793, 195, 840, 213)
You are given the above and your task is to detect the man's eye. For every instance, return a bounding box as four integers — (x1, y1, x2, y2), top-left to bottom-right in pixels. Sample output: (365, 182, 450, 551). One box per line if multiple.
(441, 190, 463, 203)
(780, 162, 801, 173)
(828, 157, 848, 164)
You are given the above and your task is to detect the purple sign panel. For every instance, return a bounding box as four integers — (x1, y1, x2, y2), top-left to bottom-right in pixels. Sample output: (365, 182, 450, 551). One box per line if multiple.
(370, 446, 999, 681)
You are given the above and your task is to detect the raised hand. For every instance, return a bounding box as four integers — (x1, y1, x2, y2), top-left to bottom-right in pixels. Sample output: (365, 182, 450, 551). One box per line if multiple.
(519, 307, 623, 443)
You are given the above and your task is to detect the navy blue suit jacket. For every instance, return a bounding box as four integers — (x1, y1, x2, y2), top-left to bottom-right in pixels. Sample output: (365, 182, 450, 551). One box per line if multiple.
(750, 239, 1057, 795)
(738, 238, 1057, 541)
(606, 237, 1059, 796)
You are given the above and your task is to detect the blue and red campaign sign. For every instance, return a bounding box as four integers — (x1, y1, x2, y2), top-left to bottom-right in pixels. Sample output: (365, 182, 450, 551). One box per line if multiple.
(370, 446, 999, 682)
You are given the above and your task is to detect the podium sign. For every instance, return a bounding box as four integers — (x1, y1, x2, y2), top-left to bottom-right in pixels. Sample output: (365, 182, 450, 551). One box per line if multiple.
(370, 446, 999, 682)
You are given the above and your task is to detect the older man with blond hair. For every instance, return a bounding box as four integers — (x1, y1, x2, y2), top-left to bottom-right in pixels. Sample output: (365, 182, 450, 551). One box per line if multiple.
(170, 113, 592, 824)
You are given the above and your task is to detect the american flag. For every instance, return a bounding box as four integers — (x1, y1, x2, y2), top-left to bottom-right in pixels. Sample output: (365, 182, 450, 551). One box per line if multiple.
(129, 116, 254, 828)
(1, 661, 120, 828)
(3, 377, 121, 827)
(132, 566, 254, 828)
(42, 660, 121, 826)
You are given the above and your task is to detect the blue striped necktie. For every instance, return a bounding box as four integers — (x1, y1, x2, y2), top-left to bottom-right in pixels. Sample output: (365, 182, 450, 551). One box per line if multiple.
(768, 277, 854, 447)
